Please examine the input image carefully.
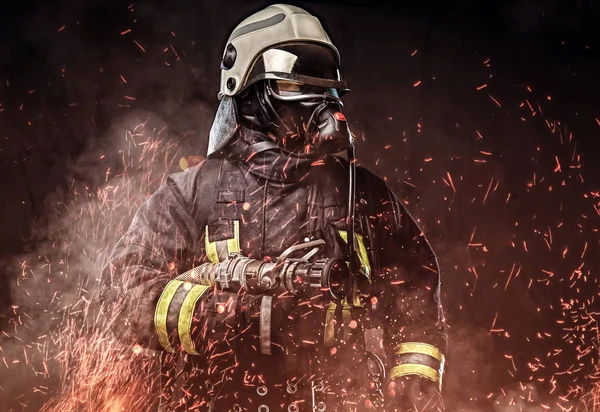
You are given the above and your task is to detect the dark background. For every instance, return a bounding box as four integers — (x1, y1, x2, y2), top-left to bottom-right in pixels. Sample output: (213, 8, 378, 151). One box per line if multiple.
(1, 0, 600, 410)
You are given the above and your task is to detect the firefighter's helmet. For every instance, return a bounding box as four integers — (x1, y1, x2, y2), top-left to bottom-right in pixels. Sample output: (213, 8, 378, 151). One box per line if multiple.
(218, 4, 349, 99)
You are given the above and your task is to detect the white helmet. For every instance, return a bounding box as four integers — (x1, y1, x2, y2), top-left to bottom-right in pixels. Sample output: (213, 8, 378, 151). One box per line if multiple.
(218, 4, 349, 99)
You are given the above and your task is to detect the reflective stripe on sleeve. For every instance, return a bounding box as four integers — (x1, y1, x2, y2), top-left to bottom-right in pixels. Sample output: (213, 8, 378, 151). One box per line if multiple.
(396, 342, 445, 363)
(154, 280, 184, 353)
(178, 284, 210, 355)
(388, 364, 440, 383)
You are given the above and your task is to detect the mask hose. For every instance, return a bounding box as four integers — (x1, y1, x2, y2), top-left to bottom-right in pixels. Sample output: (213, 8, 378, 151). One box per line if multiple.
(346, 141, 357, 303)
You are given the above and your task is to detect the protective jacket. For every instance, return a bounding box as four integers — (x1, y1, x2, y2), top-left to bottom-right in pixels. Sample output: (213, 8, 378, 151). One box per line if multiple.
(102, 127, 447, 412)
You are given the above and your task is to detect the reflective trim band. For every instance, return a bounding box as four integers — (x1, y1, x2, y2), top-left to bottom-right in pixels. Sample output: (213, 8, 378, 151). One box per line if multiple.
(154, 280, 184, 353)
(226, 220, 241, 254)
(228, 13, 286, 42)
(355, 233, 371, 279)
(388, 364, 440, 383)
(205, 220, 240, 263)
(323, 299, 353, 346)
(341, 301, 352, 342)
(178, 284, 210, 355)
(339, 229, 371, 308)
(205, 226, 219, 263)
(324, 302, 337, 347)
(338, 230, 371, 281)
(396, 342, 445, 363)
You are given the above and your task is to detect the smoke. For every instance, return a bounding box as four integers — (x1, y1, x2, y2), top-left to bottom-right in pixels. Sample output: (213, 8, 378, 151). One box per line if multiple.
(1, 1, 600, 411)
(0, 108, 217, 410)
(0, 1, 223, 409)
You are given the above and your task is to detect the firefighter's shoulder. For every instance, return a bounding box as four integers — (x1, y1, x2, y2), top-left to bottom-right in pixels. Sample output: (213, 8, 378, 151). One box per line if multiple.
(167, 156, 221, 209)
(354, 165, 392, 202)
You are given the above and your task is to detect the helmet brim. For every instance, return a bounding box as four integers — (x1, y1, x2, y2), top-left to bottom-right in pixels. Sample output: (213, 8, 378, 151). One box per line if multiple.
(239, 42, 350, 96)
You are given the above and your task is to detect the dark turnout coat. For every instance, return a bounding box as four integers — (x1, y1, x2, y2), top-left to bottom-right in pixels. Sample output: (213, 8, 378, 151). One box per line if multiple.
(101, 128, 447, 412)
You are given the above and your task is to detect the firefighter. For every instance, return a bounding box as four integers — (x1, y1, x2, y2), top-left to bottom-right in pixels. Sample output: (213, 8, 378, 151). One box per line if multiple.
(101, 4, 447, 411)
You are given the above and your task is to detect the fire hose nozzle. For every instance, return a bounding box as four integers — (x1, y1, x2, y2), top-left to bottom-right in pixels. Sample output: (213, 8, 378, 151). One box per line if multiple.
(175, 240, 349, 300)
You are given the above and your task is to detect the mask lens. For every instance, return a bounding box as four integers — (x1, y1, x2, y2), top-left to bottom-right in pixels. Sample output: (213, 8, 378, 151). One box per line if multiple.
(272, 80, 341, 100)
(272, 80, 303, 96)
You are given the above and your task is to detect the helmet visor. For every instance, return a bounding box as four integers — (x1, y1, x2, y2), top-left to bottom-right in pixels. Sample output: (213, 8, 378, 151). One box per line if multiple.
(244, 43, 349, 94)
(270, 80, 341, 100)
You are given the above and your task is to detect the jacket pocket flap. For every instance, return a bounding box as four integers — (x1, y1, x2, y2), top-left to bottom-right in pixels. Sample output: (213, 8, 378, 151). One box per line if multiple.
(216, 190, 245, 203)
(207, 219, 234, 242)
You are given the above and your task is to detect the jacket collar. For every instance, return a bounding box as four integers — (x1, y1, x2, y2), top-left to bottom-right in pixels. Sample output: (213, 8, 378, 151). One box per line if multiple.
(225, 127, 317, 183)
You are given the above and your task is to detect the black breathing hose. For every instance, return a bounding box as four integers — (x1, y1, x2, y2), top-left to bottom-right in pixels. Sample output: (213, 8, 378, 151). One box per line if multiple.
(346, 143, 357, 302)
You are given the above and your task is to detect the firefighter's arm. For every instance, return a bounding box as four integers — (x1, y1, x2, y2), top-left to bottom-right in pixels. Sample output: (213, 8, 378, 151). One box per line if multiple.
(100, 167, 249, 355)
(374, 187, 447, 411)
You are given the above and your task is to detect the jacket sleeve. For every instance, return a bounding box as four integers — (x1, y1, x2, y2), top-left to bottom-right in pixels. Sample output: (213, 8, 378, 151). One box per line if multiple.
(100, 162, 291, 357)
(369, 183, 447, 410)
(100, 164, 248, 357)
(100, 170, 205, 351)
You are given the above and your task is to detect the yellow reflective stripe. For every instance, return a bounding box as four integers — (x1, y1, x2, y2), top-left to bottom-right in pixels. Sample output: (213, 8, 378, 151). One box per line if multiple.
(355, 233, 371, 279)
(205, 221, 240, 263)
(178, 284, 210, 355)
(339, 229, 370, 308)
(154, 280, 184, 353)
(226, 220, 240, 254)
(324, 299, 354, 346)
(324, 302, 337, 347)
(205, 225, 219, 263)
(341, 301, 352, 341)
(338, 230, 371, 281)
(338, 230, 348, 243)
(388, 364, 440, 383)
(396, 342, 445, 363)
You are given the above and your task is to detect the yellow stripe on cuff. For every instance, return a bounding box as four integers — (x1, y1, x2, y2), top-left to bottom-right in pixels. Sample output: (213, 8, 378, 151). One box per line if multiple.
(226, 220, 240, 254)
(388, 364, 440, 383)
(154, 280, 184, 353)
(178, 284, 210, 355)
(205, 225, 219, 263)
(396, 342, 445, 363)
